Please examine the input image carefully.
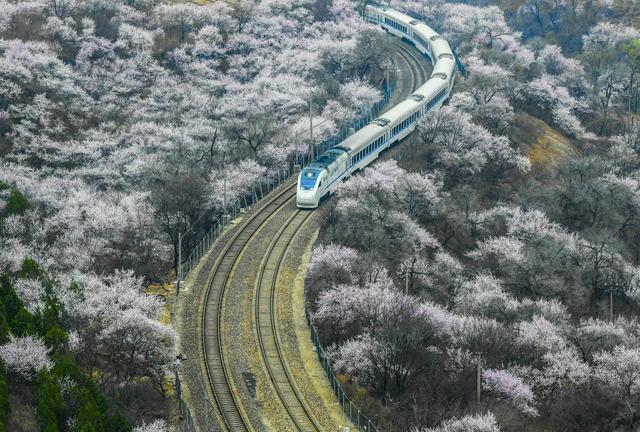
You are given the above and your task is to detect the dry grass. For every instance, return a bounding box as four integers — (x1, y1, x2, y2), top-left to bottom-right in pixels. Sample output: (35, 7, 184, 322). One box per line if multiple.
(146, 282, 174, 325)
(509, 112, 578, 168)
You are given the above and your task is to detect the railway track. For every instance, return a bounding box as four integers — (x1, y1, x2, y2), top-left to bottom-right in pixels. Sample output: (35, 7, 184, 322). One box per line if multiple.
(396, 41, 430, 87)
(201, 183, 297, 432)
(254, 209, 320, 431)
(389, 39, 430, 107)
(197, 40, 431, 432)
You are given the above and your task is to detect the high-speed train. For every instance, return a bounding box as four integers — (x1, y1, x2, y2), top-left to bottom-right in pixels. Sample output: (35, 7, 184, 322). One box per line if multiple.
(296, 5, 456, 208)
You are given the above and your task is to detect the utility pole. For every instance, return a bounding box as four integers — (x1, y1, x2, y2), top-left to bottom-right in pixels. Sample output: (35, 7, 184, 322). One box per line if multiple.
(222, 151, 228, 216)
(405, 266, 410, 295)
(223, 176, 227, 211)
(386, 64, 390, 91)
(309, 98, 314, 158)
(476, 352, 482, 409)
(177, 231, 182, 296)
(610, 289, 614, 322)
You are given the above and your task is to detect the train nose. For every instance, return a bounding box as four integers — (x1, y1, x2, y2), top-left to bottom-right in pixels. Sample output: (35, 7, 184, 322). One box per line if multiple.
(296, 189, 319, 208)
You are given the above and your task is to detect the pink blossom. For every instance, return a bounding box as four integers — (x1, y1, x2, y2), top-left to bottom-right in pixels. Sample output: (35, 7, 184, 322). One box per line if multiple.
(314, 280, 417, 337)
(483, 369, 538, 416)
(308, 243, 358, 278)
(516, 315, 568, 353)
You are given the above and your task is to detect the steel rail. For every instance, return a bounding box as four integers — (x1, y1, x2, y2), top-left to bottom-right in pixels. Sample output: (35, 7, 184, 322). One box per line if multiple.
(201, 182, 297, 432)
(254, 209, 320, 431)
(199, 42, 427, 432)
(395, 42, 430, 92)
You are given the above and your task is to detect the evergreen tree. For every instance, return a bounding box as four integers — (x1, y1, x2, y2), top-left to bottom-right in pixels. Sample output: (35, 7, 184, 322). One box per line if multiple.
(3, 189, 29, 216)
(0, 362, 8, 432)
(36, 371, 64, 432)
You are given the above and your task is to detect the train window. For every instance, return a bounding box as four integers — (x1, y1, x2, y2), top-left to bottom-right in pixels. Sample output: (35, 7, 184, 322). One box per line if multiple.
(300, 168, 319, 190)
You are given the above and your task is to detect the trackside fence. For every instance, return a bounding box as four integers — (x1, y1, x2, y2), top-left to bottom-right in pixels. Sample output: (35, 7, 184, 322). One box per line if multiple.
(171, 64, 396, 432)
(304, 292, 380, 431)
(176, 64, 397, 284)
(173, 365, 197, 432)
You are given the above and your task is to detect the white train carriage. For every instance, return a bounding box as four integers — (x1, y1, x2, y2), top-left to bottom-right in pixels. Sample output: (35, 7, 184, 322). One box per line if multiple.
(411, 22, 438, 60)
(296, 5, 457, 209)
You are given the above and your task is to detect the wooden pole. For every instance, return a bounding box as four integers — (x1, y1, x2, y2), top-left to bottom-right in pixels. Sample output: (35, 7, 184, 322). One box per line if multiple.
(309, 98, 314, 158)
(177, 231, 182, 296)
(476, 352, 482, 408)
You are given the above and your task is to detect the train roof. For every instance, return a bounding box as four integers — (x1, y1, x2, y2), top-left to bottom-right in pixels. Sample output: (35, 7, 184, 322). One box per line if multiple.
(413, 22, 438, 38)
(413, 78, 449, 99)
(432, 57, 456, 78)
(431, 39, 453, 58)
(335, 124, 386, 153)
(307, 147, 348, 170)
(379, 99, 423, 127)
(381, 8, 414, 24)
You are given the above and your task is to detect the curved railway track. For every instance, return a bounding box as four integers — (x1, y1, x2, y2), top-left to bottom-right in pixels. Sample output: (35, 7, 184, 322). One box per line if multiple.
(396, 42, 430, 87)
(254, 209, 320, 431)
(198, 39, 431, 432)
(201, 183, 297, 431)
(388, 39, 430, 107)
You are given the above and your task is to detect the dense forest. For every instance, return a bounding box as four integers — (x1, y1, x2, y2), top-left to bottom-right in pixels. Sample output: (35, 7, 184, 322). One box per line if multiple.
(307, 0, 640, 431)
(3, 0, 640, 430)
(0, 0, 390, 429)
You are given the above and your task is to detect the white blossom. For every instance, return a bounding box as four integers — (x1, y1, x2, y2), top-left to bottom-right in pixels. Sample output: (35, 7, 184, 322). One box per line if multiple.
(0, 335, 53, 380)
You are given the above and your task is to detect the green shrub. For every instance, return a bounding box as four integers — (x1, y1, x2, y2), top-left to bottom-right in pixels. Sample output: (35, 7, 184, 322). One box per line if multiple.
(4, 189, 29, 216)
(0, 362, 9, 432)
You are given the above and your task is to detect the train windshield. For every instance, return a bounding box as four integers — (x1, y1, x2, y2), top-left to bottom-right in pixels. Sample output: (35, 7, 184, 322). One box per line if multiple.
(300, 168, 319, 190)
